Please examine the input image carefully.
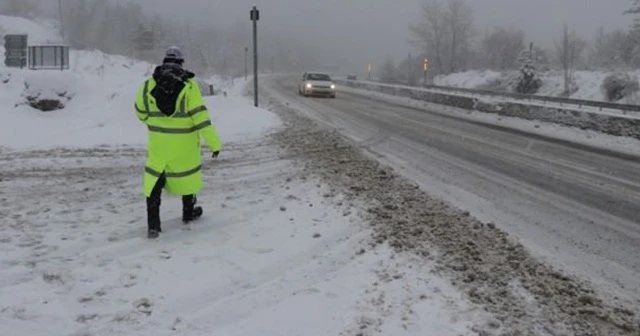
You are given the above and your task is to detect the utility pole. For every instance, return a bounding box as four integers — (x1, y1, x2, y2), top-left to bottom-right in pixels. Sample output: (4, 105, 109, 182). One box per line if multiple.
(244, 46, 248, 81)
(250, 6, 260, 107)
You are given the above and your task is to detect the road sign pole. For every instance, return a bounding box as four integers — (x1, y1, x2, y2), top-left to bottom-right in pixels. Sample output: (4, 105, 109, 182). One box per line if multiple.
(251, 6, 260, 107)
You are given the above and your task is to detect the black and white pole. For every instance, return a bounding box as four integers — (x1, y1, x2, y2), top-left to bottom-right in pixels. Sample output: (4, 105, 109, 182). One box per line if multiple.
(250, 6, 260, 107)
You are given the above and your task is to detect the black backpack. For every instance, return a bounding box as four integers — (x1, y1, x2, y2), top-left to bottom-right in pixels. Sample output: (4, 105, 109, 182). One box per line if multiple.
(150, 63, 195, 116)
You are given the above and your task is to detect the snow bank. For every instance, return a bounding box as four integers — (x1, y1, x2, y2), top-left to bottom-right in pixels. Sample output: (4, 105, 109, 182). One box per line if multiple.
(0, 51, 148, 149)
(535, 70, 609, 101)
(435, 68, 640, 103)
(434, 70, 502, 88)
(0, 48, 278, 150)
(20, 71, 76, 111)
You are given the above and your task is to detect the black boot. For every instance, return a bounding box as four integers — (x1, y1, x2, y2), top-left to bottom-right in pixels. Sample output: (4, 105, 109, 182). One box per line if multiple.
(147, 201, 162, 239)
(146, 173, 166, 239)
(147, 209, 161, 238)
(182, 195, 203, 223)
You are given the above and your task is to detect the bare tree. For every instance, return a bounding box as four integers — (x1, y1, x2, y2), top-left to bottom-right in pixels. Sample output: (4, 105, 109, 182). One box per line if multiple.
(1, 0, 320, 77)
(410, 0, 474, 75)
(445, 0, 474, 72)
(410, 0, 447, 74)
(379, 58, 398, 84)
(481, 26, 525, 70)
(396, 52, 420, 86)
(0, 0, 40, 18)
(588, 27, 627, 69)
(554, 24, 587, 95)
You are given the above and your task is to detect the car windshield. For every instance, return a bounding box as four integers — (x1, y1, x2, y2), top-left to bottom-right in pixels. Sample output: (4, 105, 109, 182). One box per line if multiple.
(307, 73, 331, 81)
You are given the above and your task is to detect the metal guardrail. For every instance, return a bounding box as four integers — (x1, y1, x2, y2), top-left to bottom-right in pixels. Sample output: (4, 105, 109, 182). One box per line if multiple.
(338, 79, 640, 113)
(28, 45, 70, 70)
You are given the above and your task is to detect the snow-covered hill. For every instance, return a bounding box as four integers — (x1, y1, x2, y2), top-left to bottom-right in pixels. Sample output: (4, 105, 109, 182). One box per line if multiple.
(0, 14, 233, 150)
(434, 69, 640, 103)
(0, 14, 61, 45)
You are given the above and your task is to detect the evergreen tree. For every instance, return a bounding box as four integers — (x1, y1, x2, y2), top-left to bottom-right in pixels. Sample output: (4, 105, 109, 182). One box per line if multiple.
(513, 43, 543, 94)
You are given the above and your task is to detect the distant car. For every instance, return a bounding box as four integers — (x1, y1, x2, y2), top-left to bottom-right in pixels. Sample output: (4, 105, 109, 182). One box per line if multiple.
(347, 74, 357, 81)
(299, 72, 336, 98)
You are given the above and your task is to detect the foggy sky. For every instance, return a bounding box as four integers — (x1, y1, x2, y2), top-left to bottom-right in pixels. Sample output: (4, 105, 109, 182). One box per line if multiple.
(131, 0, 633, 73)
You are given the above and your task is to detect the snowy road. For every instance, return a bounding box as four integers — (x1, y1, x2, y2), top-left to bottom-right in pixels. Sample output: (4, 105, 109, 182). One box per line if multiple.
(265, 76, 640, 307)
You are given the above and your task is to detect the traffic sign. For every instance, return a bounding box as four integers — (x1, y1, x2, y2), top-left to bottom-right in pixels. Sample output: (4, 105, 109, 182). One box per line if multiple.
(250, 7, 260, 21)
(4, 34, 28, 68)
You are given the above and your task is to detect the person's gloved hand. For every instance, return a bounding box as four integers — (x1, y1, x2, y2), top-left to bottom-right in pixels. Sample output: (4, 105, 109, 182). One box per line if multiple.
(212, 151, 220, 159)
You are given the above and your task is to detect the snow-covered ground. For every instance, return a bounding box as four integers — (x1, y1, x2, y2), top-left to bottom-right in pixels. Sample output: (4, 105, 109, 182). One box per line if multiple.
(1, 15, 485, 336)
(0, 71, 476, 336)
(434, 69, 640, 104)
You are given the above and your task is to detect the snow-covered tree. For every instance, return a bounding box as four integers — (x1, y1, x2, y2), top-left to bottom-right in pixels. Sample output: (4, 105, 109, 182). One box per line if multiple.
(512, 43, 544, 94)
(601, 72, 640, 101)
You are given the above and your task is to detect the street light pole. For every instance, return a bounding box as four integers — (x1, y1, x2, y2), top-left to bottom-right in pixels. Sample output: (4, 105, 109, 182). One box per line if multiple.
(250, 6, 260, 107)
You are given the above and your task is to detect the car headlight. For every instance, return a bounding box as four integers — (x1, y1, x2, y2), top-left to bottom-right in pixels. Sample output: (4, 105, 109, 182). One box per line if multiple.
(306, 83, 312, 88)
(330, 84, 336, 89)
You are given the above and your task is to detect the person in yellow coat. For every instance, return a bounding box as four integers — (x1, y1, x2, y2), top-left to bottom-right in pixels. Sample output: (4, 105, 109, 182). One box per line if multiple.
(134, 46, 222, 238)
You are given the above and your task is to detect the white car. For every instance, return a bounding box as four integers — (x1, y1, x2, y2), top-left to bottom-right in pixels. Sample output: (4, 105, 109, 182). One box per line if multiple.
(298, 72, 336, 98)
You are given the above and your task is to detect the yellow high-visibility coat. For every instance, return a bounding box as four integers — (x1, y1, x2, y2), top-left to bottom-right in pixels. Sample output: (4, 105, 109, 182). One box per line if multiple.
(134, 77, 222, 197)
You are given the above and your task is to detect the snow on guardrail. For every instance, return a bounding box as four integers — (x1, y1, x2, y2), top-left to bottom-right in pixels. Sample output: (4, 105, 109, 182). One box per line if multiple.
(338, 79, 640, 116)
(335, 79, 640, 141)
